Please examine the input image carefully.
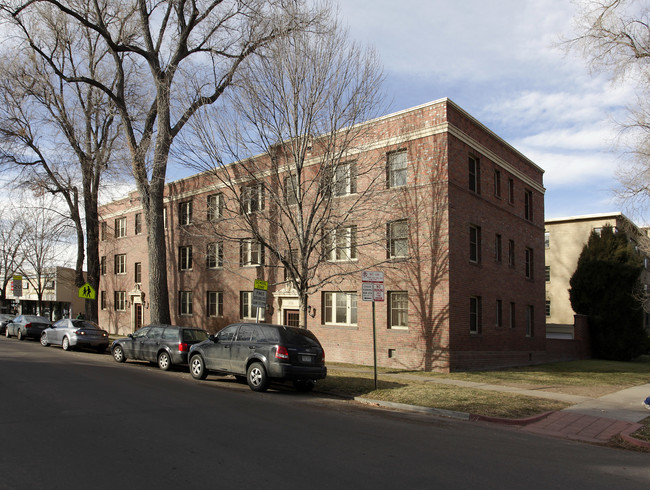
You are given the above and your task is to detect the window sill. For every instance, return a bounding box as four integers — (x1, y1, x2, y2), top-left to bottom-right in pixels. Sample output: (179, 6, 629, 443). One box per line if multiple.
(321, 324, 359, 331)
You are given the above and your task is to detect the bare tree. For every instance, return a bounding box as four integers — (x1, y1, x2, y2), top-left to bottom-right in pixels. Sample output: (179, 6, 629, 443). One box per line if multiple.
(18, 197, 74, 316)
(181, 21, 386, 327)
(0, 207, 26, 313)
(1, 0, 328, 325)
(0, 19, 125, 323)
(567, 0, 650, 212)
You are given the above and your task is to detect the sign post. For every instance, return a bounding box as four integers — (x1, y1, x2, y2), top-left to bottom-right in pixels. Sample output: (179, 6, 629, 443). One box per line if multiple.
(252, 279, 268, 323)
(362, 271, 384, 389)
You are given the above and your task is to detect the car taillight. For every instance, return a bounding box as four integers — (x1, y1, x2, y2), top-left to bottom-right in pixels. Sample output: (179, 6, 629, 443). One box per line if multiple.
(75, 330, 86, 335)
(25, 323, 32, 329)
(321, 349, 325, 362)
(178, 342, 189, 352)
(275, 345, 289, 360)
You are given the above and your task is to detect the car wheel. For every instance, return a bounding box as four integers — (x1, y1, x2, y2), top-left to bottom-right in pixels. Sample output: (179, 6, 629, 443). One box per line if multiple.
(189, 355, 207, 380)
(247, 362, 269, 392)
(112, 345, 126, 363)
(62, 337, 71, 351)
(157, 351, 171, 371)
(17, 329, 23, 341)
(40, 333, 49, 347)
(293, 379, 315, 392)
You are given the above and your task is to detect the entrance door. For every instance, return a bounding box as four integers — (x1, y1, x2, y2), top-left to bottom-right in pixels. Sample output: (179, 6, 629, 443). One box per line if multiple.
(134, 303, 143, 331)
(284, 309, 300, 327)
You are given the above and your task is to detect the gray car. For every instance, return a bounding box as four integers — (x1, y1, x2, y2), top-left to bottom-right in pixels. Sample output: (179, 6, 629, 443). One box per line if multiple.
(0, 314, 16, 335)
(41, 319, 109, 352)
(5, 315, 52, 340)
(188, 323, 327, 392)
(111, 324, 209, 370)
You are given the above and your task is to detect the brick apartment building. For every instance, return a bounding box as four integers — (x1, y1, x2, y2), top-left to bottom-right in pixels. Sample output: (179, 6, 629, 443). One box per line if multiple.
(98, 98, 546, 372)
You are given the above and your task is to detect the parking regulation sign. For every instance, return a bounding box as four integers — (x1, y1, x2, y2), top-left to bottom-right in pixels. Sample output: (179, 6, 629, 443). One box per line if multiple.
(361, 271, 384, 302)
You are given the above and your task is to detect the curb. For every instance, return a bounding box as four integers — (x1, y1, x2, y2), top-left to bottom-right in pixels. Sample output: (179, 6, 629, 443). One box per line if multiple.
(619, 426, 650, 450)
(468, 411, 554, 426)
(354, 397, 469, 420)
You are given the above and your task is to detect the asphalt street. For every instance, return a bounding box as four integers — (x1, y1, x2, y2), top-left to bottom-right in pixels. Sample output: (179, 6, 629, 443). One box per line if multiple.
(1, 336, 649, 489)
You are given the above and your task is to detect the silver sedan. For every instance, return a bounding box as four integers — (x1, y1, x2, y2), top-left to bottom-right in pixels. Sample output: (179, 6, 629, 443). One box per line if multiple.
(41, 318, 109, 353)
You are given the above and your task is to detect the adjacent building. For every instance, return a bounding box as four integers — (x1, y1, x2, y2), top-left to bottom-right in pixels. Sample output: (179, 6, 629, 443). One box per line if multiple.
(545, 212, 650, 338)
(98, 98, 546, 372)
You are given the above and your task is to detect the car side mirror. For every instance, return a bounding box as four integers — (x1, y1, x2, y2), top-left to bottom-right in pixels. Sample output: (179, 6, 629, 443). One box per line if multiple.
(209, 334, 217, 343)
(128, 334, 134, 339)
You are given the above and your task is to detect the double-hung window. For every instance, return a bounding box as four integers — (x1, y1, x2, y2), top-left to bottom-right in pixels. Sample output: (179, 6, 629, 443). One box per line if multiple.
(469, 156, 480, 193)
(114, 254, 126, 275)
(285, 175, 298, 205)
(135, 213, 142, 235)
(333, 162, 357, 197)
(179, 201, 193, 226)
(207, 291, 223, 317)
(469, 225, 481, 263)
(115, 217, 126, 238)
(179, 291, 193, 316)
(524, 190, 533, 221)
(389, 292, 408, 329)
(240, 291, 256, 319)
(114, 291, 126, 311)
(241, 183, 264, 214)
(207, 242, 223, 269)
(388, 220, 408, 259)
(470, 296, 482, 334)
(326, 226, 357, 262)
(387, 150, 407, 188)
(179, 246, 193, 271)
(207, 193, 223, 221)
(525, 247, 534, 279)
(323, 292, 357, 325)
(240, 239, 264, 266)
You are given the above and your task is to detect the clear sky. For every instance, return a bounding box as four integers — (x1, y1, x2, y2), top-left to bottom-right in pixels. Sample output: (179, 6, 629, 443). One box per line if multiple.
(337, 0, 640, 223)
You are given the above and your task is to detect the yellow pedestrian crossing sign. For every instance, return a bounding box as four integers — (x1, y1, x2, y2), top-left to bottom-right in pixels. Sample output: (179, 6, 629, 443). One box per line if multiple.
(79, 283, 96, 300)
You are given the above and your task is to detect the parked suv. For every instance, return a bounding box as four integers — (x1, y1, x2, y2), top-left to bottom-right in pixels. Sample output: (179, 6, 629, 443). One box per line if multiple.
(188, 323, 327, 392)
(111, 325, 209, 370)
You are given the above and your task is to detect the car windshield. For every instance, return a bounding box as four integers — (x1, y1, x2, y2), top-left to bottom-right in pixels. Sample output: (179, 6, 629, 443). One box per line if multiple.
(71, 320, 101, 330)
(183, 329, 209, 342)
(24, 315, 49, 323)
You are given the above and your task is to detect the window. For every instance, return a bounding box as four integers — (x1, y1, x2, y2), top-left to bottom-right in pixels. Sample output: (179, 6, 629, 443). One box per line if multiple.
(509, 302, 516, 329)
(508, 239, 515, 267)
(241, 183, 264, 214)
(468, 155, 480, 193)
(387, 150, 407, 188)
(389, 292, 408, 329)
(284, 175, 298, 205)
(179, 291, 193, 316)
(525, 247, 534, 279)
(135, 262, 142, 284)
(544, 231, 550, 249)
(326, 226, 357, 262)
(135, 213, 142, 235)
(100, 256, 106, 276)
(179, 201, 193, 226)
(114, 291, 126, 311)
(101, 221, 107, 240)
(526, 305, 534, 337)
(179, 246, 193, 271)
(508, 178, 514, 204)
(240, 239, 264, 266)
(115, 217, 126, 238)
(470, 296, 482, 334)
(496, 299, 503, 327)
(545, 300, 551, 317)
(163, 207, 167, 229)
(524, 190, 533, 221)
(469, 225, 481, 263)
(545, 266, 550, 282)
(323, 292, 358, 325)
(494, 234, 502, 263)
(284, 249, 299, 281)
(207, 193, 223, 221)
(100, 291, 106, 310)
(494, 169, 501, 197)
(388, 220, 408, 259)
(207, 242, 223, 269)
(333, 162, 357, 196)
(207, 291, 223, 317)
(114, 254, 126, 275)
(240, 291, 256, 319)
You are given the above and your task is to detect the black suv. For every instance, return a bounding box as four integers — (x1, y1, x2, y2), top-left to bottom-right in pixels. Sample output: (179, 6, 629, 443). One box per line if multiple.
(188, 323, 327, 392)
(111, 324, 209, 370)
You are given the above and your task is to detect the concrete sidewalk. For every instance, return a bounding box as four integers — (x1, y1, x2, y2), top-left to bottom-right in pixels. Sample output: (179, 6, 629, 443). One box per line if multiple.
(336, 367, 650, 448)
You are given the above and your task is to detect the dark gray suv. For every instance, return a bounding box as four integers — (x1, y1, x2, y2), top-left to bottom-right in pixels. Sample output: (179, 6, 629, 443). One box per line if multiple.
(111, 324, 209, 370)
(188, 323, 327, 392)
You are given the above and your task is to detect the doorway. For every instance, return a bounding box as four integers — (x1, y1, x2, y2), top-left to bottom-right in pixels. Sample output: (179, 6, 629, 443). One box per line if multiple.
(284, 309, 300, 327)
(134, 303, 143, 331)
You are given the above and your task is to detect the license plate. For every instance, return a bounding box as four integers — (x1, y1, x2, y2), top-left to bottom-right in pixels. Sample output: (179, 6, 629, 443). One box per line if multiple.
(301, 355, 312, 363)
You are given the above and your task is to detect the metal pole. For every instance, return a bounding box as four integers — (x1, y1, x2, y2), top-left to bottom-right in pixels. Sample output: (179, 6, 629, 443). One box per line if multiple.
(372, 300, 377, 390)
